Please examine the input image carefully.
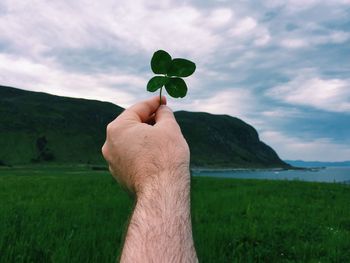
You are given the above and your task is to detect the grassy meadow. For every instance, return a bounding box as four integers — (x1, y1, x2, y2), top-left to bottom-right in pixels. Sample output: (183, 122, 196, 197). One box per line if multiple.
(0, 165, 349, 262)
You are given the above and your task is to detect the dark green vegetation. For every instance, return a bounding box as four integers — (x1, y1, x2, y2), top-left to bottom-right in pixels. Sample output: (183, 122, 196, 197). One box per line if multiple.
(0, 86, 122, 165)
(147, 50, 196, 99)
(176, 111, 287, 168)
(0, 85, 288, 168)
(1, 166, 349, 262)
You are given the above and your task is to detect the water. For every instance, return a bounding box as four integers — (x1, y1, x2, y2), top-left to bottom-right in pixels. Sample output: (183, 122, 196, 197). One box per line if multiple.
(193, 167, 350, 183)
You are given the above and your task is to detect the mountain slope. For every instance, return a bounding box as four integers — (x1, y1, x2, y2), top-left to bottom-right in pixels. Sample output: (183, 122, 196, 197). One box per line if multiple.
(176, 111, 287, 168)
(0, 85, 289, 168)
(0, 86, 123, 165)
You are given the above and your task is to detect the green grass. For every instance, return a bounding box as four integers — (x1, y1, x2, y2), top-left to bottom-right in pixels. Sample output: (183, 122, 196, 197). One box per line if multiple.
(1, 166, 349, 262)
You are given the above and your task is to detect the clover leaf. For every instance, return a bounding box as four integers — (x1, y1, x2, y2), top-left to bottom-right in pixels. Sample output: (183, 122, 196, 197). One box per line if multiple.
(147, 50, 196, 104)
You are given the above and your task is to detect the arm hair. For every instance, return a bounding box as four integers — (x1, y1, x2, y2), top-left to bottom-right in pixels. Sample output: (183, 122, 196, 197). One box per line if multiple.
(119, 170, 198, 263)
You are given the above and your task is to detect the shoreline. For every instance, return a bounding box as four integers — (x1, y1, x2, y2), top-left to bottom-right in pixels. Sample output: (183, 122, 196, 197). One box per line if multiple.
(190, 166, 326, 173)
(0, 164, 326, 173)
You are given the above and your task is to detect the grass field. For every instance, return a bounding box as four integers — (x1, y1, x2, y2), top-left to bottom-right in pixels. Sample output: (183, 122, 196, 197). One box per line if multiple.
(0, 166, 349, 262)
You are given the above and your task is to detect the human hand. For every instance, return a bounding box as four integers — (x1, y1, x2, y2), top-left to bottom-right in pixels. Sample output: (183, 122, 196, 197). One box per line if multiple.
(102, 96, 190, 196)
(103, 97, 197, 262)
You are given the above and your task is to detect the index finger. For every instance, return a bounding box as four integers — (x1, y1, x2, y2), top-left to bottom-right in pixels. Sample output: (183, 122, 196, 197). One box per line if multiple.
(120, 96, 166, 123)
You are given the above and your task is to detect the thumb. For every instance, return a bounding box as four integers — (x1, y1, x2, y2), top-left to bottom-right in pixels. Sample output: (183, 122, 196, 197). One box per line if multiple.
(155, 105, 177, 125)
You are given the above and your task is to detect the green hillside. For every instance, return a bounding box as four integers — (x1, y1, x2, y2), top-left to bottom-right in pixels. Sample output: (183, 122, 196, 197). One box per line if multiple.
(0, 85, 288, 168)
(0, 86, 122, 165)
(176, 111, 287, 168)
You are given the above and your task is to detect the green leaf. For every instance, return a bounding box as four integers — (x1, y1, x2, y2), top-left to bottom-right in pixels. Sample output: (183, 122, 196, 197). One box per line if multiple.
(167, 58, 196, 77)
(151, 50, 172, 74)
(147, 76, 169, 92)
(165, 78, 188, 98)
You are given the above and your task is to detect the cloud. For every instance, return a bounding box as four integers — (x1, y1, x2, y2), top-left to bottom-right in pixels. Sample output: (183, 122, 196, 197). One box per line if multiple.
(230, 17, 257, 36)
(170, 87, 258, 121)
(260, 130, 350, 161)
(0, 0, 224, 60)
(228, 16, 271, 47)
(260, 107, 303, 118)
(265, 0, 350, 12)
(206, 8, 233, 28)
(280, 30, 350, 49)
(0, 53, 140, 106)
(0, 0, 272, 106)
(266, 69, 350, 113)
(0, 0, 275, 64)
(280, 38, 308, 48)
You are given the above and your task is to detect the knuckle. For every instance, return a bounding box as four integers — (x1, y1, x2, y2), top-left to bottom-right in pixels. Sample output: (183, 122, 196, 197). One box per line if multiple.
(101, 144, 108, 158)
(106, 121, 122, 136)
(106, 123, 113, 134)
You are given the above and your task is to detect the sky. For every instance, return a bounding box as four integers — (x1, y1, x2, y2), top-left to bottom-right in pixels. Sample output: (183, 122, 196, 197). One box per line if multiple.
(0, 0, 349, 161)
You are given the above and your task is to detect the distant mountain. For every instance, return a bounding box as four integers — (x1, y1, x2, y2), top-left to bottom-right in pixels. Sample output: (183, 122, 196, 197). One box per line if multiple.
(285, 160, 350, 167)
(0, 85, 289, 168)
(175, 111, 288, 168)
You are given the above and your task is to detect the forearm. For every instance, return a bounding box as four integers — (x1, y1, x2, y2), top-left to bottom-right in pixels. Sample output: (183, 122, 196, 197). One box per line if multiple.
(120, 170, 198, 263)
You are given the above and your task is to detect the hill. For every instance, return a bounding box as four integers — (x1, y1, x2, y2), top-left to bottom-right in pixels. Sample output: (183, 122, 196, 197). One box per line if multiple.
(175, 111, 287, 168)
(0, 85, 289, 168)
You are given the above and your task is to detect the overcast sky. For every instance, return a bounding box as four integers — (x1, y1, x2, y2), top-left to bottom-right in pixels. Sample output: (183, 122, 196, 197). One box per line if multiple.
(1, 0, 349, 161)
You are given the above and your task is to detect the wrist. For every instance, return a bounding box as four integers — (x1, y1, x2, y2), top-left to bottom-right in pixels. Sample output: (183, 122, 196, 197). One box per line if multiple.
(135, 167, 191, 202)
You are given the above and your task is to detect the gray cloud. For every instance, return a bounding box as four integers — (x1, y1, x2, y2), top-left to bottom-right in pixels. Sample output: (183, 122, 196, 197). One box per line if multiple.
(266, 68, 350, 113)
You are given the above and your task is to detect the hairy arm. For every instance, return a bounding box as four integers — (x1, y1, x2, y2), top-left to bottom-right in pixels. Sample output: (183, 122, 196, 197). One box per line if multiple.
(121, 169, 197, 263)
(102, 96, 198, 263)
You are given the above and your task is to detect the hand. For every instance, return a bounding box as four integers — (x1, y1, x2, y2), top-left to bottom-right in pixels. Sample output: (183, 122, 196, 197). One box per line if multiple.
(102, 96, 190, 195)
(102, 96, 197, 262)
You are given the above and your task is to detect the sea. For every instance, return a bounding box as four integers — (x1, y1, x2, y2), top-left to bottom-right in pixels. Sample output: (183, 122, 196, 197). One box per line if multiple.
(192, 166, 350, 183)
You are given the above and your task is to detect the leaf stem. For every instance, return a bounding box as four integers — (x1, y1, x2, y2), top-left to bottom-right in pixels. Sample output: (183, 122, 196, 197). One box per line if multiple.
(159, 86, 163, 105)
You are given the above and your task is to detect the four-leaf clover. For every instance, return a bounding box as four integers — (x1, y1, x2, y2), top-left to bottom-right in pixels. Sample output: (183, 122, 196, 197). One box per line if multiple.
(147, 50, 196, 103)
